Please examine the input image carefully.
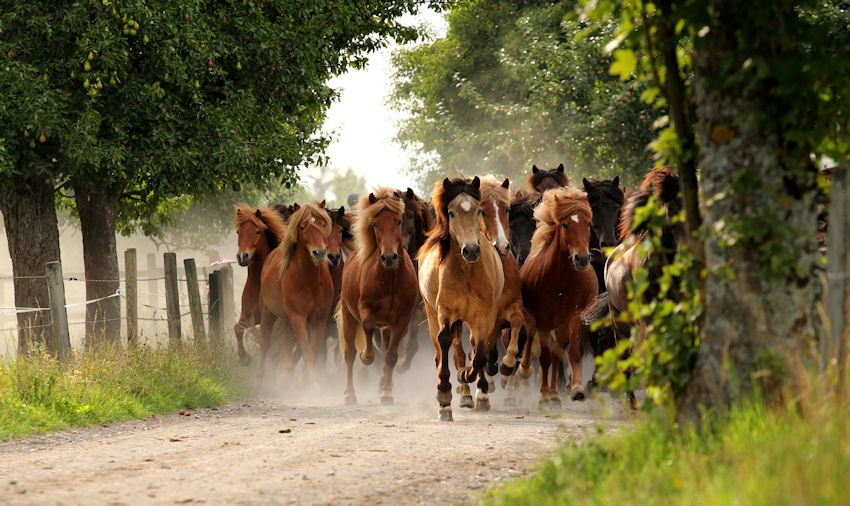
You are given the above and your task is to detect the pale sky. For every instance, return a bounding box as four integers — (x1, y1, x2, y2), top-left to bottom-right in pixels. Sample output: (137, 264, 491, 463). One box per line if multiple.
(320, 10, 447, 195)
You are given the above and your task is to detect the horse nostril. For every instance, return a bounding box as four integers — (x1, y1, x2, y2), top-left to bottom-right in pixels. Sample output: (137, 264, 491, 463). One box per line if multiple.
(392, 253, 398, 261)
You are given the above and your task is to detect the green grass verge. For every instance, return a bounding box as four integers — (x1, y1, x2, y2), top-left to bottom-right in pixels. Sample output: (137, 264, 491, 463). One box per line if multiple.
(484, 399, 850, 505)
(0, 344, 253, 439)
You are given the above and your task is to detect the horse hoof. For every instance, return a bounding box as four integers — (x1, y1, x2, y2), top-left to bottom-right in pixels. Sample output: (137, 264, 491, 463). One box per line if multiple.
(549, 396, 562, 407)
(459, 395, 474, 409)
(474, 396, 490, 412)
(518, 366, 531, 379)
(438, 406, 453, 422)
(499, 362, 517, 377)
(359, 351, 375, 366)
(238, 353, 252, 367)
(487, 378, 496, 393)
(437, 390, 452, 406)
(380, 395, 394, 406)
(396, 359, 411, 373)
(345, 395, 357, 406)
(571, 386, 586, 402)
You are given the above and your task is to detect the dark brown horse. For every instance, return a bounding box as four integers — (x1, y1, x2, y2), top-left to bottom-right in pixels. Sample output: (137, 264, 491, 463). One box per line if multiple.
(233, 205, 287, 366)
(418, 177, 504, 421)
(584, 168, 686, 408)
(508, 190, 541, 267)
(337, 188, 419, 405)
(527, 163, 569, 193)
(258, 202, 334, 385)
(520, 187, 597, 404)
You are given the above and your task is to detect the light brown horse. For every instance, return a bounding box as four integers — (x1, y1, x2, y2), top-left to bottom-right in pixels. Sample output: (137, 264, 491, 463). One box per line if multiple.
(418, 177, 504, 421)
(336, 188, 419, 405)
(520, 187, 597, 405)
(257, 202, 333, 385)
(233, 205, 287, 366)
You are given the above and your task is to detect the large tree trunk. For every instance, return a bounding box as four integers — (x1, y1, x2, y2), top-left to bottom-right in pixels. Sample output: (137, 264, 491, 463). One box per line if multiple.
(73, 180, 124, 349)
(0, 178, 62, 356)
(678, 3, 820, 421)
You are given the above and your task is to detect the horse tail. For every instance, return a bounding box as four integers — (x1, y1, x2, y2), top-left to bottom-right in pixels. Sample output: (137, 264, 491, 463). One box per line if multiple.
(334, 299, 367, 362)
(581, 292, 610, 326)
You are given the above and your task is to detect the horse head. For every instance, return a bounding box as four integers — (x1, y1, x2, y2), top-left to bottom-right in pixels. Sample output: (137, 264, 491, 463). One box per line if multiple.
(293, 201, 330, 265)
(235, 207, 265, 267)
(509, 191, 539, 267)
(356, 188, 406, 270)
(528, 163, 569, 194)
(444, 177, 483, 264)
(583, 176, 624, 248)
(535, 187, 593, 271)
(325, 206, 350, 269)
(479, 176, 512, 257)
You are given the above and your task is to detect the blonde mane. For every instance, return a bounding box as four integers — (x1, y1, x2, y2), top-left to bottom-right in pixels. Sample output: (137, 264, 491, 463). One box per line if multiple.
(277, 202, 332, 276)
(529, 187, 592, 259)
(234, 203, 287, 243)
(355, 187, 405, 260)
(478, 175, 510, 207)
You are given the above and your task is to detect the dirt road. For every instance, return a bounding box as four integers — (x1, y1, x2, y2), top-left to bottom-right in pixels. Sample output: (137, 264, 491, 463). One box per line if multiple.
(0, 358, 629, 505)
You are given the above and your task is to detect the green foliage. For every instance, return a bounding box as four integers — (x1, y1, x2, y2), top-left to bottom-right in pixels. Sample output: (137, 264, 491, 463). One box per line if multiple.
(0, 0, 437, 230)
(0, 343, 252, 439)
(594, 197, 700, 407)
(484, 397, 850, 505)
(391, 0, 660, 189)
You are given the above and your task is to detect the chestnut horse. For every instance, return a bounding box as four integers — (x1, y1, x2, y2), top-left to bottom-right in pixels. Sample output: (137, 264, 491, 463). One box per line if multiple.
(584, 168, 686, 408)
(527, 163, 569, 193)
(336, 188, 418, 405)
(233, 205, 287, 366)
(396, 187, 434, 373)
(322, 206, 354, 365)
(418, 177, 504, 421)
(257, 202, 333, 384)
(520, 187, 597, 404)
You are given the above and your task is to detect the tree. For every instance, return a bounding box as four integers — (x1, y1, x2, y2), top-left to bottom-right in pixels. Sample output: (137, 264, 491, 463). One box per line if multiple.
(391, 0, 661, 189)
(1, 0, 443, 351)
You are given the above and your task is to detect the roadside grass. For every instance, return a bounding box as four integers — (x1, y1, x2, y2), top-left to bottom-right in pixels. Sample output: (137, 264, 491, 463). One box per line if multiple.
(0, 343, 253, 439)
(484, 396, 850, 505)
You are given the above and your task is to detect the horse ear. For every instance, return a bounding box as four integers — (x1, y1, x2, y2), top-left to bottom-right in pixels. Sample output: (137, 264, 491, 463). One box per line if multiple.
(557, 163, 565, 173)
(443, 178, 451, 189)
(254, 209, 262, 218)
(501, 178, 510, 189)
(393, 190, 402, 198)
(318, 200, 325, 209)
(406, 187, 415, 199)
(582, 177, 590, 190)
(532, 165, 539, 174)
(612, 176, 620, 187)
(369, 193, 377, 204)
(338, 206, 345, 216)
(471, 176, 480, 189)
(292, 203, 300, 212)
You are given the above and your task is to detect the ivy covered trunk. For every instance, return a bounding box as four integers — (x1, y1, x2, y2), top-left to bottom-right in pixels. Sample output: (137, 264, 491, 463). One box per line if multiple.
(74, 180, 124, 349)
(0, 178, 62, 356)
(678, 2, 820, 421)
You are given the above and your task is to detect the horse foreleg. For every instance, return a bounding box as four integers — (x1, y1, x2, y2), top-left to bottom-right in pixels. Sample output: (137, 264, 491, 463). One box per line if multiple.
(538, 337, 552, 406)
(566, 318, 586, 401)
(451, 321, 472, 408)
(358, 311, 377, 366)
(340, 307, 358, 405)
(289, 314, 318, 388)
(518, 326, 534, 379)
(234, 312, 253, 366)
(257, 307, 277, 385)
(436, 318, 454, 421)
(471, 328, 500, 412)
(380, 315, 409, 405)
(397, 302, 423, 373)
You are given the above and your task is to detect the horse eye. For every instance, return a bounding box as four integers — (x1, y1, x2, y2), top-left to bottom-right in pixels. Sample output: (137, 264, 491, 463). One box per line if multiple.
(373, 223, 378, 229)
(448, 211, 455, 218)
(299, 225, 305, 231)
(562, 223, 568, 230)
(479, 209, 485, 217)
(255, 230, 260, 235)
(397, 220, 402, 226)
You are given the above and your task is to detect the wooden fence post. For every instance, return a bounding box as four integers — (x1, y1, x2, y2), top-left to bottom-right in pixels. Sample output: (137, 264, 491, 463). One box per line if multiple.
(125, 248, 138, 345)
(45, 261, 71, 361)
(828, 165, 849, 395)
(146, 252, 157, 308)
(208, 271, 223, 344)
(184, 258, 206, 343)
(220, 264, 234, 334)
(163, 252, 181, 344)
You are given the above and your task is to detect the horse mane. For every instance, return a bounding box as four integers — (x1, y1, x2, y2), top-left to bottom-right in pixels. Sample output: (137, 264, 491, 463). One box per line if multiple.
(234, 203, 287, 250)
(402, 187, 433, 254)
(419, 177, 481, 261)
(479, 175, 510, 207)
(618, 168, 681, 241)
(355, 187, 405, 260)
(278, 202, 331, 276)
(529, 187, 592, 259)
(526, 164, 569, 192)
(510, 190, 541, 217)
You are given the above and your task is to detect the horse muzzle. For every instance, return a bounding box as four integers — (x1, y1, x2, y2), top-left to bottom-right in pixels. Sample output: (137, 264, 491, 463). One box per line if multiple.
(461, 244, 481, 264)
(494, 241, 511, 258)
(310, 248, 327, 264)
(327, 252, 342, 269)
(380, 252, 399, 270)
(236, 251, 252, 266)
(573, 253, 591, 270)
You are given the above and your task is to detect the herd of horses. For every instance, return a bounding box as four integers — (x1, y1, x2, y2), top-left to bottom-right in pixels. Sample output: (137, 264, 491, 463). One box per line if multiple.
(233, 164, 685, 420)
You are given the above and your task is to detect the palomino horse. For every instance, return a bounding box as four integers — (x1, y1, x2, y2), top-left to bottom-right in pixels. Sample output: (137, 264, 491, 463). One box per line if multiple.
(418, 177, 504, 421)
(337, 188, 419, 405)
(520, 187, 597, 404)
(233, 205, 287, 366)
(396, 187, 434, 373)
(584, 168, 686, 408)
(257, 202, 334, 385)
(581, 177, 624, 388)
(527, 163, 569, 193)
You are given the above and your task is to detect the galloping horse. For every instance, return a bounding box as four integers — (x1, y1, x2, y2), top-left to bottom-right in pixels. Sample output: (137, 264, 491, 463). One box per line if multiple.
(257, 202, 334, 385)
(233, 205, 287, 366)
(418, 177, 504, 421)
(322, 206, 354, 365)
(337, 188, 418, 405)
(584, 168, 686, 408)
(508, 190, 540, 268)
(527, 163, 569, 193)
(396, 187, 434, 373)
(520, 187, 597, 404)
